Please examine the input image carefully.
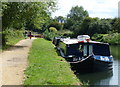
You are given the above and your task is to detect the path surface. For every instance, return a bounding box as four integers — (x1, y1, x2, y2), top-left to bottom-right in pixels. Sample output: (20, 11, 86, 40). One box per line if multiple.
(0, 38, 36, 86)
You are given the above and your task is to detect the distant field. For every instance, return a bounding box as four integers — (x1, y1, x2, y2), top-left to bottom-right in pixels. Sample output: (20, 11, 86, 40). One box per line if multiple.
(24, 38, 81, 85)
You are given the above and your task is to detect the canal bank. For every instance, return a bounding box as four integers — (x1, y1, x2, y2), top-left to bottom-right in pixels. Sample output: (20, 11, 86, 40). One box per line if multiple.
(92, 33, 120, 45)
(76, 45, 120, 86)
(24, 38, 81, 85)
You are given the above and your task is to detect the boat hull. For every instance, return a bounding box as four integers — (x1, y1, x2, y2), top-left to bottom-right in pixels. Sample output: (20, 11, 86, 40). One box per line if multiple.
(57, 47, 113, 73)
(70, 57, 113, 73)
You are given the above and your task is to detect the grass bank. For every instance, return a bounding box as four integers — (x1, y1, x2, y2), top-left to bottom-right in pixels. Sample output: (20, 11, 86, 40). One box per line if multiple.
(24, 38, 81, 85)
(2, 30, 24, 50)
(92, 33, 120, 45)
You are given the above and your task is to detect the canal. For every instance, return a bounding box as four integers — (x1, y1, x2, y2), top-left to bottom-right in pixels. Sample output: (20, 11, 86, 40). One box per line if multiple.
(76, 45, 120, 86)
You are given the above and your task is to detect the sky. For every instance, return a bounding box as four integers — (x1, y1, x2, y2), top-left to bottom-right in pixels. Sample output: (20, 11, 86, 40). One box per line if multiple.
(52, 0, 120, 18)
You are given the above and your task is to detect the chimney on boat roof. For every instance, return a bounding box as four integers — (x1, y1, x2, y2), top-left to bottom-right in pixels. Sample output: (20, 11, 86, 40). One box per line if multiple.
(77, 35, 90, 42)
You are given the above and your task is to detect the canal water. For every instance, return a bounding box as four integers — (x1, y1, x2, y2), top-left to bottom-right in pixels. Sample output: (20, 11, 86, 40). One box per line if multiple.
(76, 45, 120, 86)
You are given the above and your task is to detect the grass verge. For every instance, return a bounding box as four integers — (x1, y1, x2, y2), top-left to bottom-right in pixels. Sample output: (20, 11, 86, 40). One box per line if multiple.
(2, 30, 24, 50)
(24, 38, 81, 85)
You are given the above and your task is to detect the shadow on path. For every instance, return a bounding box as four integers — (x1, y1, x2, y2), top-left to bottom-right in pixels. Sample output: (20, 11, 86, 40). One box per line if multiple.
(6, 45, 28, 51)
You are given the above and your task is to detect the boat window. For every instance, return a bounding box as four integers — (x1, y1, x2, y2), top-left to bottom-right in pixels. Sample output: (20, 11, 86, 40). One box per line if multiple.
(66, 44, 93, 57)
(66, 44, 82, 57)
(83, 45, 87, 56)
(93, 44, 110, 56)
(89, 45, 93, 55)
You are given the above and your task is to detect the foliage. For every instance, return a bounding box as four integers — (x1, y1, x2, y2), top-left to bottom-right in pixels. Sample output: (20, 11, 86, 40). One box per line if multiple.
(63, 6, 120, 37)
(64, 6, 89, 36)
(48, 21, 62, 31)
(91, 34, 103, 42)
(103, 33, 120, 45)
(2, 3, 23, 30)
(44, 29, 74, 41)
(43, 30, 59, 41)
(80, 17, 98, 36)
(2, 2, 57, 30)
(49, 27, 57, 32)
(92, 33, 120, 45)
(112, 18, 120, 33)
(2, 29, 24, 49)
(2, 1, 57, 46)
(79, 17, 112, 36)
(68, 6, 89, 22)
(24, 38, 80, 85)
(58, 30, 74, 37)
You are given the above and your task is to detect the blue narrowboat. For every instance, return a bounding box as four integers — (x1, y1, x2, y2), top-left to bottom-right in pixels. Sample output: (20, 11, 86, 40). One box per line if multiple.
(53, 35, 113, 72)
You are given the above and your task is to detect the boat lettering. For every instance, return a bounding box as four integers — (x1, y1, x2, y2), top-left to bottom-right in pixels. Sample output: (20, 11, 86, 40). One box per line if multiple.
(100, 56, 104, 60)
(100, 56, 109, 61)
(104, 57, 109, 61)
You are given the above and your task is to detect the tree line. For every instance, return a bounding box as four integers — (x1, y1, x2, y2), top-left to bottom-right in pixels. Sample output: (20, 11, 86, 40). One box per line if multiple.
(50, 5, 120, 37)
(1, 2, 120, 46)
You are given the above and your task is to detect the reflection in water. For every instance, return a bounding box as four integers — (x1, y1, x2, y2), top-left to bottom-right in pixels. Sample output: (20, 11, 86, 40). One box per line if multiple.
(76, 45, 120, 86)
(77, 70, 113, 85)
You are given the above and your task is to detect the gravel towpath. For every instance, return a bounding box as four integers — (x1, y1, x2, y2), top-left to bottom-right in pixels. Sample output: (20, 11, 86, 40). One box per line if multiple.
(0, 38, 36, 86)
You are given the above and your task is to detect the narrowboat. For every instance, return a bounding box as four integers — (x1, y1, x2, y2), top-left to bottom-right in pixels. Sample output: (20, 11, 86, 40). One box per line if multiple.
(53, 35, 113, 72)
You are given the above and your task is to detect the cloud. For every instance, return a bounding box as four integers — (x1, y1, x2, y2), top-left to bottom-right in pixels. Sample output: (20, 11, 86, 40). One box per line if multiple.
(52, 0, 119, 18)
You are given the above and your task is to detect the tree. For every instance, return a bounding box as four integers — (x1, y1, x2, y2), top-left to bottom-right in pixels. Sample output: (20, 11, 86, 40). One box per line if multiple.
(112, 18, 120, 33)
(2, 1, 57, 30)
(68, 6, 89, 22)
(99, 19, 112, 34)
(64, 6, 89, 35)
(80, 17, 94, 34)
(2, 1, 57, 46)
(79, 17, 112, 36)
(48, 21, 62, 31)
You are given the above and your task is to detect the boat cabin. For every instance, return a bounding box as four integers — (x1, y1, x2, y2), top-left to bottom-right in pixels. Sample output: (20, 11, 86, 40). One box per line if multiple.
(59, 39, 110, 58)
(53, 35, 112, 61)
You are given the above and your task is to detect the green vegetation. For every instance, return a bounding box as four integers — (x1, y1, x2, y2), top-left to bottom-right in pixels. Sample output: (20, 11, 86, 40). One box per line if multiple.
(52, 6, 120, 44)
(92, 33, 120, 45)
(1, 1, 57, 48)
(49, 27, 58, 32)
(43, 30, 59, 41)
(63, 6, 119, 37)
(48, 21, 63, 31)
(64, 6, 89, 36)
(58, 30, 74, 37)
(2, 29, 24, 50)
(24, 38, 81, 85)
(43, 29, 74, 41)
(2, 2, 56, 30)
(2, 2, 119, 45)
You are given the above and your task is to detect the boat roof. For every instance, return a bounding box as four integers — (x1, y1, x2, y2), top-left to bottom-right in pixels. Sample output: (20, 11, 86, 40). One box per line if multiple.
(61, 38, 109, 45)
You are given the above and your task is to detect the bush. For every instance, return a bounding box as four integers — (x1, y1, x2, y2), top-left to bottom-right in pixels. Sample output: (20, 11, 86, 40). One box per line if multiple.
(44, 30, 74, 41)
(2, 29, 24, 49)
(49, 22, 62, 31)
(43, 30, 59, 41)
(103, 33, 120, 45)
(57, 30, 74, 37)
(91, 34, 103, 42)
(92, 33, 120, 45)
(49, 27, 57, 32)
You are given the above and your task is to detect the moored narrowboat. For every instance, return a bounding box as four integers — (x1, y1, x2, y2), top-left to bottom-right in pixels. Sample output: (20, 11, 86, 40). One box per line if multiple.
(53, 35, 113, 72)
